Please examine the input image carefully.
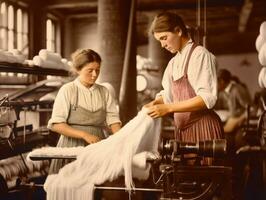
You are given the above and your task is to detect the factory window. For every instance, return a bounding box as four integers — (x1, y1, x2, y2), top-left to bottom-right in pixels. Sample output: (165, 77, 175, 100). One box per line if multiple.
(46, 17, 60, 53)
(0, 1, 29, 56)
(0, 2, 8, 50)
(7, 5, 14, 51)
(17, 8, 28, 55)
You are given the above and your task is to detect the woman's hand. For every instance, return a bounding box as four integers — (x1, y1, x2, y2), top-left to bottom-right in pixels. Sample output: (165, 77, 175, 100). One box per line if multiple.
(110, 122, 121, 134)
(82, 133, 101, 144)
(143, 100, 157, 108)
(52, 123, 101, 144)
(147, 104, 171, 118)
(144, 96, 164, 108)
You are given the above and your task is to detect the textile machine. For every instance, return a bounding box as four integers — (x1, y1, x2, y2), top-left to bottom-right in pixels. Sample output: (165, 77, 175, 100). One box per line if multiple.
(0, 95, 54, 200)
(27, 139, 232, 200)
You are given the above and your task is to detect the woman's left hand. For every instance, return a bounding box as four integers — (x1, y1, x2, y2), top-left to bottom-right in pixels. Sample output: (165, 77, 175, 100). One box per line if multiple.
(147, 104, 171, 118)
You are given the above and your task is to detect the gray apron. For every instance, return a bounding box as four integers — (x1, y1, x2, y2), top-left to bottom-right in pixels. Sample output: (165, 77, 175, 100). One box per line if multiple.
(49, 83, 107, 174)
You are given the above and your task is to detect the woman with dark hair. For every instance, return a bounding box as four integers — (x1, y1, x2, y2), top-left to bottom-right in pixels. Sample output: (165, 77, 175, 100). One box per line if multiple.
(217, 69, 251, 122)
(145, 12, 223, 154)
(48, 49, 121, 173)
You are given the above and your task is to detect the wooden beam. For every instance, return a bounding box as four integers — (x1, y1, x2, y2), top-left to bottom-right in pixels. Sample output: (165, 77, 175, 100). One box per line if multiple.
(46, 2, 97, 10)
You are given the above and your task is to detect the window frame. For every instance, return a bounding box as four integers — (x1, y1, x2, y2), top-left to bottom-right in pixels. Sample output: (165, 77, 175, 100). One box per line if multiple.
(0, 0, 29, 57)
(46, 13, 61, 54)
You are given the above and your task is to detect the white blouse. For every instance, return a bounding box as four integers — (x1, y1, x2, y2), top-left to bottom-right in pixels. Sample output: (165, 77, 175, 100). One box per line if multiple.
(47, 78, 121, 129)
(159, 40, 218, 109)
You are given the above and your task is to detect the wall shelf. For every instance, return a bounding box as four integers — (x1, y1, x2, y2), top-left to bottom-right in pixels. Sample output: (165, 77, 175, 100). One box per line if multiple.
(0, 62, 69, 76)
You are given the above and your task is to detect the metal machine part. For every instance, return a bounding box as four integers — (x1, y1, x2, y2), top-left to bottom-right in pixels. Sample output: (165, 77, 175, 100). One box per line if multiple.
(163, 139, 227, 159)
(151, 139, 231, 200)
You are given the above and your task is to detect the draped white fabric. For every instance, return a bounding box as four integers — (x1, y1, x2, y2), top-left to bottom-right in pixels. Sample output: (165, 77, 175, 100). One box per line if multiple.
(44, 109, 161, 200)
(256, 21, 266, 67)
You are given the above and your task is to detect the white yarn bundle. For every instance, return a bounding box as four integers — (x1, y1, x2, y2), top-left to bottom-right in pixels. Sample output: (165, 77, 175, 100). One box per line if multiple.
(10, 49, 26, 63)
(258, 67, 266, 88)
(33, 55, 63, 69)
(27, 146, 85, 160)
(0, 49, 25, 64)
(256, 21, 266, 88)
(39, 49, 62, 62)
(43, 109, 161, 200)
(32, 49, 71, 70)
(0, 154, 49, 189)
(61, 58, 72, 71)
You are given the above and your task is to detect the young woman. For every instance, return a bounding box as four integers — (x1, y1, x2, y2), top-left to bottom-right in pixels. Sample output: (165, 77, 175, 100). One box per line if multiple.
(145, 12, 223, 147)
(48, 49, 121, 173)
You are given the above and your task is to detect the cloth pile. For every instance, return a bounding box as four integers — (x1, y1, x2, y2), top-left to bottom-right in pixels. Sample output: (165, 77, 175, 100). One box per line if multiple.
(32, 49, 71, 70)
(0, 49, 25, 63)
(43, 109, 161, 200)
(256, 21, 266, 88)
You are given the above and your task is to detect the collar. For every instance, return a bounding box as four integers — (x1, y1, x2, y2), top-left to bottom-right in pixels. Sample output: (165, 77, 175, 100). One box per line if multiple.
(75, 78, 96, 91)
(224, 81, 234, 94)
(178, 39, 193, 55)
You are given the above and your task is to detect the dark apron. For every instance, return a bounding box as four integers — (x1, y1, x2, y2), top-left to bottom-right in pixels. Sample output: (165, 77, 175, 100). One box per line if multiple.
(171, 43, 223, 143)
(49, 83, 106, 174)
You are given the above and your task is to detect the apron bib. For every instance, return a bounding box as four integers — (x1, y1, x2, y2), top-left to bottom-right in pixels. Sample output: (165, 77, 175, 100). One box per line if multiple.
(49, 83, 107, 174)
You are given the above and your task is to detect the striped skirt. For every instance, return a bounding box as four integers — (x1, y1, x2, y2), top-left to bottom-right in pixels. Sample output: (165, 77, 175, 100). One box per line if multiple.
(176, 111, 224, 143)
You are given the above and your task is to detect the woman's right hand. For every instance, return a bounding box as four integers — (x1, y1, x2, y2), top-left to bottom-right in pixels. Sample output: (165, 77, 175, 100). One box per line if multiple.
(82, 133, 101, 144)
(143, 96, 164, 108)
(143, 100, 157, 108)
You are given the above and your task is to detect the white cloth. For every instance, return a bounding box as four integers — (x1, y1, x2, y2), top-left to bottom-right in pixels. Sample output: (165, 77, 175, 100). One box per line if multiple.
(159, 40, 218, 109)
(33, 55, 65, 69)
(0, 51, 18, 63)
(258, 67, 266, 88)
(27, 147, 84, 160)
(39, 49, 62, 63)
(27, 147, 158, 171)
(44, 109, 161, 200)
(259, 43, 266, 66)
(47, 78, 121, 128)
(214, 110, 230, 122)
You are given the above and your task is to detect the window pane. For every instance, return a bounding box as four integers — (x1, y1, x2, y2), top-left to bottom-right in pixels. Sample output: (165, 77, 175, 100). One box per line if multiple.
(17, 9, 22, 32)
(46, 19, 55, 52)
(0, 3, 29, 56)
(0, 2, 7, 49)
(22, 10, 29, 56)
(17, 9, 22, 50)
(7, 5, 14, 51)
(46, 19, 52, 40)
(7, 5, 14, 29)
(0, 2, 7, 26)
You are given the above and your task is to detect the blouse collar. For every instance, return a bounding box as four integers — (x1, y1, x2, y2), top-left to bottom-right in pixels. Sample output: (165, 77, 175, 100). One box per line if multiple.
(178, 39, 193, 55)
(225, 81, 234, 94)
(74, 78, 96, 91)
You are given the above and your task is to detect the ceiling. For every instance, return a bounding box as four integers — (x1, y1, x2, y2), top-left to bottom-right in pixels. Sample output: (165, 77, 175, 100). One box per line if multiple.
(43, 0, 266, 55)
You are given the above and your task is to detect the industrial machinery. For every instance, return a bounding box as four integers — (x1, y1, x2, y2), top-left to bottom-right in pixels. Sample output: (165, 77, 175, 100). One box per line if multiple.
(148, 139, 231, 200)
(0, 80, 234, 200)
(0, 94, 55, 200)
(26, 139, 231, 200)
